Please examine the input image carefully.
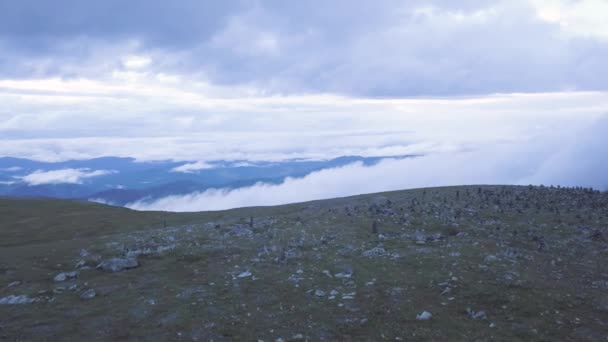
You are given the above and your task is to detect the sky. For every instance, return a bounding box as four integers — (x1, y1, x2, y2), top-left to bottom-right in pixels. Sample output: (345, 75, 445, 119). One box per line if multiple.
(1, 0, 607, 209)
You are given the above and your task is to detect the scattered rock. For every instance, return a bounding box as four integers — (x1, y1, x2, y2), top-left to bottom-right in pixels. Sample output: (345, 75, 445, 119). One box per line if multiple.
(328, 289, 339, 299)
(237, 271, 252, 278)
(54, 273, 67, 282)
(53, 271, 78, 282)
(341, 292, 356, 300)
(159, 312, 179, 327)
(97, 257, 139, 272)
(80, 289, 96, 300)
(362, 246, 386, 257)
(416, 311, 433, 321)
(290, 333, 305, 340)
(228, 225, 253, 238)
(334, 266, 354, 279)
(467, 308, 488, 320)
(78, 249, 102, 267)
(7, 281, 21, 288)
(0, 295, 36, 305)
(484, 255, 498, 263)
(314, 289, 326, 297)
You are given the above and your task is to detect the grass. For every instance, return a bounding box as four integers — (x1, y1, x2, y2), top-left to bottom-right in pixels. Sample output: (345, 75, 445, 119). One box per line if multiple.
(0, 185, 607, 341)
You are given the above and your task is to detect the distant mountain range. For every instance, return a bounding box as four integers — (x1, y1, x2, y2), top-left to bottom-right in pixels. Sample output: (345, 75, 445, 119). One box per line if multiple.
(0, 155, 416, 206)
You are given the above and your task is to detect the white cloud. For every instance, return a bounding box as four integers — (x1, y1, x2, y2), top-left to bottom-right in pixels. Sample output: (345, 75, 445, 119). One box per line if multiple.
(122, 55, 152, 69)
(531, 0, 608, 39)
(171, 161, 215, 173)
(126, 115, 608, 211)
(0, 77, 606, 162)
(0, 167, 22, 172)
(17, 168, 117, 185)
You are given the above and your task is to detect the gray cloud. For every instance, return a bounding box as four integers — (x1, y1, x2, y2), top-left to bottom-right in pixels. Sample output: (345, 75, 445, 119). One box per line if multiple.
(1, 0, 607, 95)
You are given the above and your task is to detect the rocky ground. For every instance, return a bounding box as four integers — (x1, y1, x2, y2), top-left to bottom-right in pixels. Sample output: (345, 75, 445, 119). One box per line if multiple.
(1, 185, 607, 341)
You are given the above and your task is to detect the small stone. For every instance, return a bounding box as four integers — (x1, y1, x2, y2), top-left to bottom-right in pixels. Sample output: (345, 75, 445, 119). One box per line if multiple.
(472, 311, 487, 320)
(467, 308, 488, 320)
(53, 273, 67, 282)
(80, 289, 96, 300)
(7, 281, 21, 288)
(484, 255, 498, 263)
(237, 271, 252, 278)
(54, 271, 78, 282)
(362, 246, 386, 257)
(342, 292, 356, 299)
(0, 295, 36, 305)
(416, 311, 432, 320)
(335, 271, 353, 279)
(97, 257, 139, 272)
(314, 289, 326, 297)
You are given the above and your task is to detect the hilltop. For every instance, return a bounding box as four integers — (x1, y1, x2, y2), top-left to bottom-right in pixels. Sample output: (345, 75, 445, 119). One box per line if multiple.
(1, 185, 607, 341)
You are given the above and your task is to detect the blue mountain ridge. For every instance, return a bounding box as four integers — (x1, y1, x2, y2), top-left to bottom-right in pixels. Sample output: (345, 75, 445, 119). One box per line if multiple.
(0, 155, 418, 205)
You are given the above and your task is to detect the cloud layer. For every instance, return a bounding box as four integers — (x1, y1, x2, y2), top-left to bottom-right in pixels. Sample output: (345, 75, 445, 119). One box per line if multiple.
(171, 161, 216, 173)
(128, 115, 608, 211)
(18, 168, 116, 185)
(1, 90, 606, 162)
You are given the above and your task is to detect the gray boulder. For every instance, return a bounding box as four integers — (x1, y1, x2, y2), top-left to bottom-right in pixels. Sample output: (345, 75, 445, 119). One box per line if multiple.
(97, 257, 139, 272)
(80, 289, 96, 300)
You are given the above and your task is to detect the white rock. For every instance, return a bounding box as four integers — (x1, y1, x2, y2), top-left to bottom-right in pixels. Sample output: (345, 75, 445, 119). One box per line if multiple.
(416, 311, 433, 320)
(237, 271, 252, 278)
(334, 272, 352, 279)
(0, 295, 36, 305)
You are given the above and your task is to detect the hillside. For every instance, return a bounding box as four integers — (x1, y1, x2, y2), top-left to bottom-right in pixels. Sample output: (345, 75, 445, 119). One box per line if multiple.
(1, 185, 607, 341)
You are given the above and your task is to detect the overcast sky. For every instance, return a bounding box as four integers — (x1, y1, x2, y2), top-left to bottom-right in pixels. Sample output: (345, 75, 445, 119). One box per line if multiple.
(1, 0, 607, 207)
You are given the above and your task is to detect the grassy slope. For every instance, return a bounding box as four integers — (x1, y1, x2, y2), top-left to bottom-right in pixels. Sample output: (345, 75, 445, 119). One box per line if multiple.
(1, 186, 607, 341)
